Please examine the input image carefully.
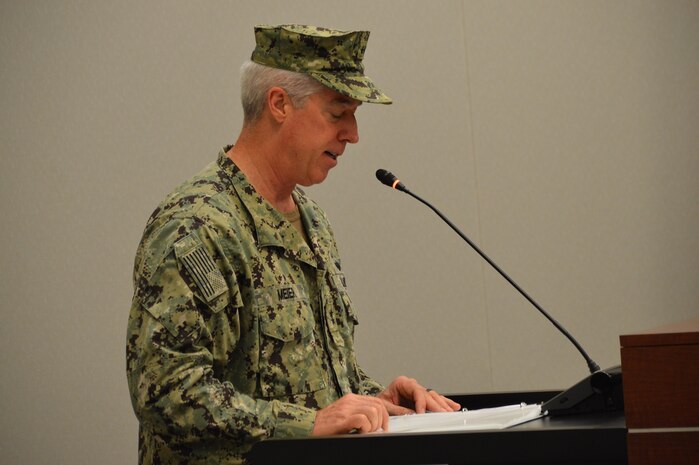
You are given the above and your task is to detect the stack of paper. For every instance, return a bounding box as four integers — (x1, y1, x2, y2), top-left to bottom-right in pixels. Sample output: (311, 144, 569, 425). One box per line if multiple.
(387, 403, 543, 433)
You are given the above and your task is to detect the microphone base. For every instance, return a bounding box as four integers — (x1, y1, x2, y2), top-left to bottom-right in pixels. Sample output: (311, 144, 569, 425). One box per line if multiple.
(542, 365, 624, 416)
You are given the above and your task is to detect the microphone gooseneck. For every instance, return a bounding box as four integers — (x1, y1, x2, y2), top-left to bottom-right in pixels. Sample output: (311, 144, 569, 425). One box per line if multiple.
(375, 168, 601, 375)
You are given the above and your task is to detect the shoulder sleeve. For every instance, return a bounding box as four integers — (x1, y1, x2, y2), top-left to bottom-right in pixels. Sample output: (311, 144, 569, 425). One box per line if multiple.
(127, 219, 317, 451)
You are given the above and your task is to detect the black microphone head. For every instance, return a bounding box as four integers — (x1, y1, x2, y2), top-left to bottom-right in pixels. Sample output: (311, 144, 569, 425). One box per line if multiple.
(375, 169, 393, 186)
(375, 169, 406, 191)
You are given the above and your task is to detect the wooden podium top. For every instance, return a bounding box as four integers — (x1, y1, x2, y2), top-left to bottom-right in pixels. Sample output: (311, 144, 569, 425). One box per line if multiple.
(620, 316, 699, 464)
(620, 316, 699, 347)
(620, 315, 699, 429)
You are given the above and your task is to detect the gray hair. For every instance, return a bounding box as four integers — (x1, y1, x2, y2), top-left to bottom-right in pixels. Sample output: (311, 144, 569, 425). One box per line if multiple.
(240, 60, 326, 125)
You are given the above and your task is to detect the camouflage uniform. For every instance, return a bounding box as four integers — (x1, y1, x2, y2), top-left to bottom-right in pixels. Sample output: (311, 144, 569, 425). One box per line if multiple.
(127, 148, 384, 464)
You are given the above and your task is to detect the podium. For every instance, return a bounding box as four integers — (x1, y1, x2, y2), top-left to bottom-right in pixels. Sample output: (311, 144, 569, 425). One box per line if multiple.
(248, 391, 627, 465)
(249, 317, 699, 465)
(620, 316, 699, 465)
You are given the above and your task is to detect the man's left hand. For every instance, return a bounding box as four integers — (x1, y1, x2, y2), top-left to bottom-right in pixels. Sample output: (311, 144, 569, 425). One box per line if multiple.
(377, 376, 461, 415)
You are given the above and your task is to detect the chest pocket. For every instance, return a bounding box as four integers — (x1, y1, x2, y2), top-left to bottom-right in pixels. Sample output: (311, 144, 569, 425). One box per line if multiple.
(326, 271, 359, 348)
(255, 284, 326, 398)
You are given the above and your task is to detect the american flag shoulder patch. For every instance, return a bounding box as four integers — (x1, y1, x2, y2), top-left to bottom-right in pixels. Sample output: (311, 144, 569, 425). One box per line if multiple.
(175, 234, 228, 302)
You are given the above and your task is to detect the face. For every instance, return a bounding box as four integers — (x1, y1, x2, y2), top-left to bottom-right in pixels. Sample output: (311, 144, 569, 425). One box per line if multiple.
(281, 87, 361, 186)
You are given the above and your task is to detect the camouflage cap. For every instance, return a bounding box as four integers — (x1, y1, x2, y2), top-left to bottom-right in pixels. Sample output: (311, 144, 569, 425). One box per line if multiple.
(251, 24, 392, 104)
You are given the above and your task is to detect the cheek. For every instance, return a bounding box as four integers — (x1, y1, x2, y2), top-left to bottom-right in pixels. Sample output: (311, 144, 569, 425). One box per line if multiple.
(286, 109, 336, 149)
(299, 125, 334, 149)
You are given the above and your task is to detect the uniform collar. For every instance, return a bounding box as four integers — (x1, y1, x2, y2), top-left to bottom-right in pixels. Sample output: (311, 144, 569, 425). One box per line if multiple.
(217, 148, 320, 268)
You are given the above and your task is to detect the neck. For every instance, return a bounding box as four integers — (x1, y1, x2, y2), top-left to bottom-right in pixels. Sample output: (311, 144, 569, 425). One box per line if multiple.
(227, 126, 297, 213)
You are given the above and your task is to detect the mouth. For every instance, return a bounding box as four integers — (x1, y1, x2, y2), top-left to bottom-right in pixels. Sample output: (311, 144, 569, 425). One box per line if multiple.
(324, 151, 339, 161)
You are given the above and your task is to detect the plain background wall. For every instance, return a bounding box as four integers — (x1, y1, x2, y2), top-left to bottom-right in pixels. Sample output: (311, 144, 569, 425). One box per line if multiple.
(1, 1, 697, 463)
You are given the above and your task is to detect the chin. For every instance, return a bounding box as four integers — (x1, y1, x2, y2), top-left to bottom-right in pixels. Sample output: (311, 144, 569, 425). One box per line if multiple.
(300, 171, 331, 187)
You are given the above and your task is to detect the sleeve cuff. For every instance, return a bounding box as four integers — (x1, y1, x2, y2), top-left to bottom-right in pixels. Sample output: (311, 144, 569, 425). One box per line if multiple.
(271, 402, 317, 438)
(359, 380, 386, 397)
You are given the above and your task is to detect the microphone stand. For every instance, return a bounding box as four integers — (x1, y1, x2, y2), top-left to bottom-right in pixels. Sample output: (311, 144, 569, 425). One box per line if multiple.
(376, 169, 623, 416)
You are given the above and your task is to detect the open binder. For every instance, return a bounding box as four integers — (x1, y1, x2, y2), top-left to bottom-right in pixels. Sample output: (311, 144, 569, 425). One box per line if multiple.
(386, 403, 543, 433)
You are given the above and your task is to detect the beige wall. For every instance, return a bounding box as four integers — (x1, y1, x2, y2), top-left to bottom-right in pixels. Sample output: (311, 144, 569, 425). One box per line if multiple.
(1, 1, 697, 463)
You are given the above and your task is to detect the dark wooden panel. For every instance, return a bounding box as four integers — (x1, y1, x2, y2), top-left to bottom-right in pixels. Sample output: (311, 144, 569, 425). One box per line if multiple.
(627, 432, 699, 465)
(621, 344, 699, 428)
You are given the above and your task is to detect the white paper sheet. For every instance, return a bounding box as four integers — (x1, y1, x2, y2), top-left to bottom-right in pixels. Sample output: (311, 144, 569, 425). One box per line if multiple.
(386, 403, 543, 433)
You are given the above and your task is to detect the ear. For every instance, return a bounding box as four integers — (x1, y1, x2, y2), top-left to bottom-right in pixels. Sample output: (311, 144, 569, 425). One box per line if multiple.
(266, 86, 291, 123)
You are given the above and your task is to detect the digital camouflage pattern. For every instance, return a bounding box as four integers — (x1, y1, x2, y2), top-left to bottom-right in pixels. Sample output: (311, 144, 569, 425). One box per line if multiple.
(127, 148, 384, 465)
(251, 24, 392, 104)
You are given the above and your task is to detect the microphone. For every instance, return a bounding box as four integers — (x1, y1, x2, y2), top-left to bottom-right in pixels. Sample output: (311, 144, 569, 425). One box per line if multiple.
(375, 168, 623, 416)
(375, 169, 407, 192)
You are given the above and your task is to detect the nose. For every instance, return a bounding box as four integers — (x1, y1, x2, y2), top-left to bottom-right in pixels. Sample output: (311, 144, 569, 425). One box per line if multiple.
(340, 114, 359, 144)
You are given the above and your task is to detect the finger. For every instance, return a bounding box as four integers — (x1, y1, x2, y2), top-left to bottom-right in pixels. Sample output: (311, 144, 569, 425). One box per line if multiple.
(369, 396, 390, 431)
(445, 397, 461, 411)
(380, 400, 390, 431)
(359, 398, 386, 432)
(383, 401, 414, 416)
(348, 413, 373, 434)
(437, 393, 461, 411)
(413, 390, 428, 414)
(424, 390, 450, 412)
(368, 402, 382, 431)
(426, 391, 461, 412)
(368, 400, 389, 432)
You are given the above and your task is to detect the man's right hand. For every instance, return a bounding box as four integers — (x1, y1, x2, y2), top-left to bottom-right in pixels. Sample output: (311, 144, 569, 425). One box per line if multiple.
(312, 393, 389, 435)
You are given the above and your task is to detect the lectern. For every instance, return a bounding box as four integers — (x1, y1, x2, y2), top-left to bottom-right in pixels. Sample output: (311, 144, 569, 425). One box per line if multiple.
(249, 317, 699, 464)
(620, 316, 699, 465)
(248, 391, 626, 465)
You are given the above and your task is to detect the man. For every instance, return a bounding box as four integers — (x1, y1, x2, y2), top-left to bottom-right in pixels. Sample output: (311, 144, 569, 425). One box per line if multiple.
(127, 24, 460, 465)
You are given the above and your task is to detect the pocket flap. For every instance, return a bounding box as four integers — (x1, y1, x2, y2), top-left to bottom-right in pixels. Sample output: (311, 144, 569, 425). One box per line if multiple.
(257, 285, 314, 342)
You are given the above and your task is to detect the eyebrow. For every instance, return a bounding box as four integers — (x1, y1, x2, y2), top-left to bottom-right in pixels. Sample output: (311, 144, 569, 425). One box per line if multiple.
(332, 96, 362, 107)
